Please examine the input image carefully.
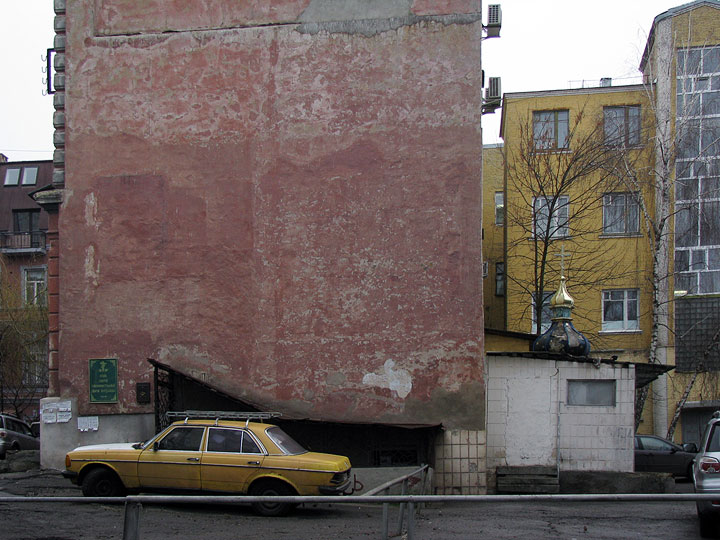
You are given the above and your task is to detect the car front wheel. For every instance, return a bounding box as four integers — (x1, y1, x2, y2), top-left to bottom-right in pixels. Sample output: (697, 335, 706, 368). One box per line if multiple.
(82, 468, 126, 498)
(249, 480, 296, 517)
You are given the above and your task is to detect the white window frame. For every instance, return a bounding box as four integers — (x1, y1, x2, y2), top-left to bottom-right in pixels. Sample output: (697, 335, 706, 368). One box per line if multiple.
(533, 196, 569, 240)
(533, 110, 569, 150)
(567, 380, 616, 406)
(494, 191, 504, 226)
(601, 289, 639, 332)
(23, 266, 47, 307)
(603, 105, 641, 147)
(602, 192, 640, 235)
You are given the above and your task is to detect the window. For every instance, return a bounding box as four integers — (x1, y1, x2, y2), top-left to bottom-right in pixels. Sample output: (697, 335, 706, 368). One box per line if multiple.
(24, 267, 47, 306)
(494, 191, 504, 226)
(568, 380, 616, 406)
(483, 261, 489, 278)
(602, 193, 639, 235)
(4, 168, 20, 186)
(533, 110, 569, 150)
(3, 167, 38, 186)
(157, 427, 205, 451)
(207, 428, 262, 454)
(636, 436, 675, 452)
(604, 106, 641, 146)
(22, 344, 48, 387)
(21, 167, 38, 186)
(602, 289, 639, 331)
(13, 210, 40, 233)
(532, 291, 554, 333)
(266, 426, 306, 455)
(533, 196, 569, 239)
(495, 262, 505, 296)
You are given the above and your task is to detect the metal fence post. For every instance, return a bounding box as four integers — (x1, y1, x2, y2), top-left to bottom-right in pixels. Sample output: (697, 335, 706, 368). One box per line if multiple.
(407, 501, 415, 540)
(382, 501, 389, 539)
(123, 500, 142, 540)
(396, 478, 408, 535)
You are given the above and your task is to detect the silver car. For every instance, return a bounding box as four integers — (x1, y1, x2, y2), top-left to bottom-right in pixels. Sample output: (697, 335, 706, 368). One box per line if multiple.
(0, 415, 40, 459)
(694, 411, 720, 537)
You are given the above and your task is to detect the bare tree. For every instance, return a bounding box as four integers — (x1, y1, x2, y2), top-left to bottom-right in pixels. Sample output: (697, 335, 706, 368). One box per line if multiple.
(504, 105, 637, 340)
(0, 256, 48, 419)
(624, 24, 720, 434)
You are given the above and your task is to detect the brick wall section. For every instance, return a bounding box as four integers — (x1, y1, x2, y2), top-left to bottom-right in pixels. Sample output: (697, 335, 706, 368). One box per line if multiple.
(58, 1, 485, 426)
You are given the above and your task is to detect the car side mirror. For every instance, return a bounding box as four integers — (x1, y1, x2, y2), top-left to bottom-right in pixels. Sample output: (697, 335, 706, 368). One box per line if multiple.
(683, 443, 699, 453)
(153, 442, 159, 451)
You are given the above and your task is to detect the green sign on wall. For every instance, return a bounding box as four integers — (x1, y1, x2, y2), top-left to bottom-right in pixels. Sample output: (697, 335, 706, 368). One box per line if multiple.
(89, 358, 118, 403)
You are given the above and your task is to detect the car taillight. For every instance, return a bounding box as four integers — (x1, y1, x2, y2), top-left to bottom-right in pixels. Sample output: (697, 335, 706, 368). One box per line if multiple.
(0, 430, 6, 439)
(700, 456, 720, 473)
(65, 455, 71, 468)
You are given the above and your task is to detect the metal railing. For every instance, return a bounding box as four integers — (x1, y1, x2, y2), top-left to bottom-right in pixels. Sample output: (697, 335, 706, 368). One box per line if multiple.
(364, 464, 431, 538)
(0, 492, 718, 540)
(0, 231, 46, 252)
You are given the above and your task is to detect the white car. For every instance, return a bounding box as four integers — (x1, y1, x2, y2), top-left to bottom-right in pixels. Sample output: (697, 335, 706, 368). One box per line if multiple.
(0, 414, 40, 459)
(693, 411, 720, 537)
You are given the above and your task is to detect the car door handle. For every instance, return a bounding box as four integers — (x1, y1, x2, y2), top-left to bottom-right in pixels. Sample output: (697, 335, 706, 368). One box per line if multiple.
(187, 457, 200, 462)
(247, 460, 260, 465)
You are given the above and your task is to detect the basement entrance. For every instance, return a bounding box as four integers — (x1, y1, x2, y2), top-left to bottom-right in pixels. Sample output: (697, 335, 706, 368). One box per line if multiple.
(149, 359, 438, 468)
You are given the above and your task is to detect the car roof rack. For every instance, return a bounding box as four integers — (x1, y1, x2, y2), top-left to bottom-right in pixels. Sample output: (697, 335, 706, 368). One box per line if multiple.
(166, 411, 282, 426)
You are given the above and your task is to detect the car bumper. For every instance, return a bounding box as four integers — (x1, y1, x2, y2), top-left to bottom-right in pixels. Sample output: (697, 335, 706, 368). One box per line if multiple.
(62, 470, 79, 484)
(319, 477, 352, 495)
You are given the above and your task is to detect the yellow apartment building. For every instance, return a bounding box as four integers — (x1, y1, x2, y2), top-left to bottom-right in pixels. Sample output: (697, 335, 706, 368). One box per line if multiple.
(482, 143, 506, 332)
(498, 84, 663, 433)
(487, 0, 720, 444)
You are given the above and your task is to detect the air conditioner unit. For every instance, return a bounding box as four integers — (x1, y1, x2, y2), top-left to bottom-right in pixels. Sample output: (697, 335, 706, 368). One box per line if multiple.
(485, 77, 501, 101)
(482, 77, 502, 115)
(485, 4, 502, 38)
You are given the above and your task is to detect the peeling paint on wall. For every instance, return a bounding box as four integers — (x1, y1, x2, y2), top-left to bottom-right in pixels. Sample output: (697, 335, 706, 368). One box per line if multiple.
(363, 359, 413, 399)
(84, 192, 100, 230)
(84, 245, 99, 288)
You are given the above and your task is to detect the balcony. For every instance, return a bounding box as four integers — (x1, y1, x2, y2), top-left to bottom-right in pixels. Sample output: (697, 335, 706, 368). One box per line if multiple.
(0, 231, 47, 255)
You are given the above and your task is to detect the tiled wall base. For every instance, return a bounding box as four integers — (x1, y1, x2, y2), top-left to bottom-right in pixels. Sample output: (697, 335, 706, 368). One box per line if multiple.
(433, 429, 487, 494)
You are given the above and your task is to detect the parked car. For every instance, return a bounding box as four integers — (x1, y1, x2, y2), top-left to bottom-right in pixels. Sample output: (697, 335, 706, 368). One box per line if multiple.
(693, 412, 720, 537)
(63, 412, 352, 516)
(0, 414, 40, 459)
(634, 434, 697, 478)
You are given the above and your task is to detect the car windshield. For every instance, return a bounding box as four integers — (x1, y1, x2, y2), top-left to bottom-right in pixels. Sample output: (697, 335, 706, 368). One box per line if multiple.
(266, 426, 307, 455)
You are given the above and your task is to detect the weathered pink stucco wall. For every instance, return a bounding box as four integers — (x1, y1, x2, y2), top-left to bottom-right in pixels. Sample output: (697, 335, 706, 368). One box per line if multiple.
(60, 0, 485, 428)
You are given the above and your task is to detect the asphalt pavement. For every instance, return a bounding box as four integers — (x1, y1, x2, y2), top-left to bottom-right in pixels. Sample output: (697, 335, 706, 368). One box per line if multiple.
(0, 455, 709, 540)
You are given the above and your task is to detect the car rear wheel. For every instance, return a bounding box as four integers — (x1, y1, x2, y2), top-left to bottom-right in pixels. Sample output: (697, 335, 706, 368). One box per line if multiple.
(82, 468, 126, 498)
(249, 480, 296, 517)
(698, 507, 719, 538)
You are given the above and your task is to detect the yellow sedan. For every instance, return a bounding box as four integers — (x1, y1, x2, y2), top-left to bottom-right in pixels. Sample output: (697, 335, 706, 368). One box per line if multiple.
(63, 414, 352, 516)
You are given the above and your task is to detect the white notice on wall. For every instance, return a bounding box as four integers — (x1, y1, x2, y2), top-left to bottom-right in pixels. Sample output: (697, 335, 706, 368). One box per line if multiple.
(78, 416, 99, 432)
(57, 411, 72, 423)
(42, 410, 57, 424)
(57, 401, 72, 412)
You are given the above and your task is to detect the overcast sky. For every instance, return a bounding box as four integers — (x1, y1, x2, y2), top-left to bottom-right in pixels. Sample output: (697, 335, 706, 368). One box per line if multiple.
(0, 1, 677, 162)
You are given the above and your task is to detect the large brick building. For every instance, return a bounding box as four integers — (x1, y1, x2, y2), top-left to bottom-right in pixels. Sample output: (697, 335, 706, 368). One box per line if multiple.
(39, 1, 488, 493)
